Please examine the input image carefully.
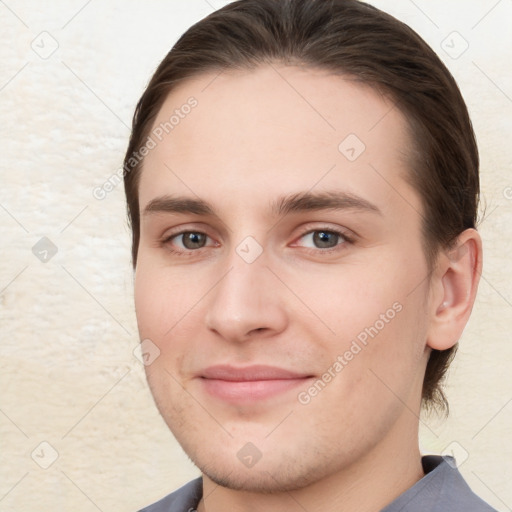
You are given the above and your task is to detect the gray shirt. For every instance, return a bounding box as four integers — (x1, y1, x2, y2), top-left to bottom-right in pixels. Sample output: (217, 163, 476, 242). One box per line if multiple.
(138, 456, 497, 512)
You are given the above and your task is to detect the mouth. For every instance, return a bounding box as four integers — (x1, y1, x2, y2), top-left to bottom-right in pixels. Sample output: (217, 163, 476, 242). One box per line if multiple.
(198, 365, 314, 403)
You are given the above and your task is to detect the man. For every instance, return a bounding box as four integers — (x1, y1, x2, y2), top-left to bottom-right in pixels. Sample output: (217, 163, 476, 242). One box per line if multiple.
(123, 0, 495, 510)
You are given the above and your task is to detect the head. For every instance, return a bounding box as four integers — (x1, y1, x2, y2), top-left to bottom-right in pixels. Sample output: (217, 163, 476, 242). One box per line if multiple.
(125, 0, 481, 493)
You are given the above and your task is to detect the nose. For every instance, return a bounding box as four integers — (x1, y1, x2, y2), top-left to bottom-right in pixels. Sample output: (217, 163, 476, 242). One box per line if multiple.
(205, 253, 288, 343)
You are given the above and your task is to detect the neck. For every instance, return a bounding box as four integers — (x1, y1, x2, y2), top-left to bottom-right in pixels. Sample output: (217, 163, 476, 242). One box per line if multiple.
(197, 415, 424, 512)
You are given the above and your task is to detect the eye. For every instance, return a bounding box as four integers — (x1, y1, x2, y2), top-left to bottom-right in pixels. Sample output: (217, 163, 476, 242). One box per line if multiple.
(165, 231, 211, 250)
(296, 229, 347, 249)
(180, 232, 207, 249)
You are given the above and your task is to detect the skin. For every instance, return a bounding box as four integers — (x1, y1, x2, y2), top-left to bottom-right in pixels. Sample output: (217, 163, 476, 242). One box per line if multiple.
(134, 65, 482, 512)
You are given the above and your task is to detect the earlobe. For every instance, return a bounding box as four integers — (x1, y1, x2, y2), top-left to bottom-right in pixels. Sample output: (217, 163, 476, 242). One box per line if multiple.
(427, 229, 483, 351)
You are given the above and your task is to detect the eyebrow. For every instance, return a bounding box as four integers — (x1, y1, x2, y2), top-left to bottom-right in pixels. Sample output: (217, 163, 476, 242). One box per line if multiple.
(272, 191, 382, 217)
(143, 196, 216, 217)
(141, 191, 381, 218)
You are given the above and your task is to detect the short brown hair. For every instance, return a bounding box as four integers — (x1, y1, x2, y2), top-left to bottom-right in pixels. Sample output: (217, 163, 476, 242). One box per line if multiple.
(123, 0, 479, 412)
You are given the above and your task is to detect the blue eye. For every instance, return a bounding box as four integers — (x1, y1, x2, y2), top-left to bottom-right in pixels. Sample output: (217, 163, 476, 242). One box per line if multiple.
(299, 230, 345, 249)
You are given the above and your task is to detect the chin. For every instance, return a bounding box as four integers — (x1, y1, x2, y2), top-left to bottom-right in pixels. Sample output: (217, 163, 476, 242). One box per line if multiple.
(186, 444, 334, 494)
(202, 466, 316, 494)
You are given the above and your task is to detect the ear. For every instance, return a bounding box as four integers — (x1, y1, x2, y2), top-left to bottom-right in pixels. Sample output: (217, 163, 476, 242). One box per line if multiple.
(426, 228, 483, 351)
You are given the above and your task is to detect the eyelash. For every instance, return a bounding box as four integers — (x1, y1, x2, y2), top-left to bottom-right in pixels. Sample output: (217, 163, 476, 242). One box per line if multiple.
(293, 228, 354, 252)
(160, 227, 354, 257)
(160, 231, 217, 257)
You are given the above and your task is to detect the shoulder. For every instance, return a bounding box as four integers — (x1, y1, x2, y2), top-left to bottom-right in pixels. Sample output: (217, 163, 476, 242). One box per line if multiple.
(427, 456, 497, 512)
(383, 456, 498, 512)
(137, 477, 203, 512)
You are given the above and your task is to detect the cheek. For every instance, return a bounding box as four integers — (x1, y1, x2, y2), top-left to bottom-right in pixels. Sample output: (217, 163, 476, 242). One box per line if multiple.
(286, 251, 429, 376)
(134, 265, 163, 339)
(283, 257, 413, 336)
(134, 261, 218, 383)
(134, 260, 203, 339)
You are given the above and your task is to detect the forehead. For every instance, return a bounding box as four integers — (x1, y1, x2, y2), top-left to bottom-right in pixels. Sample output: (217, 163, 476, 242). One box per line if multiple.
(139, 65, 419, 218)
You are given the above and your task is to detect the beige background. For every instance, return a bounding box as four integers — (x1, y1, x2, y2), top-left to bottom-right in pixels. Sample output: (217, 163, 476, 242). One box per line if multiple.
(1, 1, 511, 510)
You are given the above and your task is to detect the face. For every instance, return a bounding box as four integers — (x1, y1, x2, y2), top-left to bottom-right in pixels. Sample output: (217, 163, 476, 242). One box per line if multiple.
(134, 65, 432, 492)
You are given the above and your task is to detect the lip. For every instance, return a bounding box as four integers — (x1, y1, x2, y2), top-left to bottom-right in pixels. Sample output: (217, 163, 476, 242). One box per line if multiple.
(201, 364, 310, 381)
(198, 365, 314, 403)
